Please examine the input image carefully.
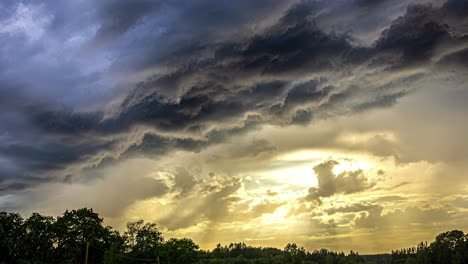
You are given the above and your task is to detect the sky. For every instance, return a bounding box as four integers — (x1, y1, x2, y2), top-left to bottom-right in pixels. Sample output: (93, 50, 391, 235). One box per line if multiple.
(1, 0, 468, 254)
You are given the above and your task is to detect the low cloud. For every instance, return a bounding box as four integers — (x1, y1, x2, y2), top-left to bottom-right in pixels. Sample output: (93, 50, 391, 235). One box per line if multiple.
(325, 203, 382, 215)
(157, 177, 242, 230)
(156, 176, 284, 231)
(353, 205, 453, 230)
(306, 160, 375, 202)
(4, 159, 170, 218)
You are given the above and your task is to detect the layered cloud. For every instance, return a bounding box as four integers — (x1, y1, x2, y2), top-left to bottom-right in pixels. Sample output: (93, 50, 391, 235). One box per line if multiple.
(1, 0, 466, 189)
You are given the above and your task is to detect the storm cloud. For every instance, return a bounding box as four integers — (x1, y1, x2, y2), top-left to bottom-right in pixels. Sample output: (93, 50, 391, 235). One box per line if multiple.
(0, 0, 464, 188)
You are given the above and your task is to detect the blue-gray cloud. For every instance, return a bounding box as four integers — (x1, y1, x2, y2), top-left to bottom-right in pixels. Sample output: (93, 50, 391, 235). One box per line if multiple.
(1, 0, 468, 194)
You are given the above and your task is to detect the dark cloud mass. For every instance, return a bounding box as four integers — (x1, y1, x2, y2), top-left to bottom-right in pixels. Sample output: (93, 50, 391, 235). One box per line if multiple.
(0, 0, 467, 196)
(94, 0, 160, 43)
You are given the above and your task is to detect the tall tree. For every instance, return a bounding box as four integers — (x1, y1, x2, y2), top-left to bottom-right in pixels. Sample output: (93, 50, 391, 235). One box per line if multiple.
(429, 230, 466, 264)
(161, 238, 199, 264)
(0, 212, 24, 263)
(21, 213, 55, 262)
(52, 208, 114, 264)
(124, 220, 164, 259)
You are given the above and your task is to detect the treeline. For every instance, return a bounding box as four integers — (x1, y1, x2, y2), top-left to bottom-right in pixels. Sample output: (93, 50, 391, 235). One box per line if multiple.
(0, 208, 467, 264)
(0, 208, 366, 264)
(202, 243, 365, 264)
(390, 230, 468, 264)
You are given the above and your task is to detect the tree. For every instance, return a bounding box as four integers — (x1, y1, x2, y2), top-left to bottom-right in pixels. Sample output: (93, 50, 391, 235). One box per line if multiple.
(429, 230, 466, 264)
(325, 254, 335, 264)
(415, 241, 430, 264)
(453, 238, 468, 264)
(0, 212, 24, 263)
(346, 250, 365, 264)
(124, 220, 164, 259)
(404, 257, 417, 264)
(52, 208, 114, 264)
(160, 238, 199, 264)
(284, 243, 306, 264)
(102, 237, 128, 264)
(20, 213, 55, 262)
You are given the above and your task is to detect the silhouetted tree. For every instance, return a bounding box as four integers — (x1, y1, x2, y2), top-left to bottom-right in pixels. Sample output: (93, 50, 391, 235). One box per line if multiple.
(160, 238, 199, 264)
(52, 208, 115, 264)
(124, 219, 163, 260)
(284, 243, 306, 264)
(21, 213, 55, 262)
(0, 212, 24, 263)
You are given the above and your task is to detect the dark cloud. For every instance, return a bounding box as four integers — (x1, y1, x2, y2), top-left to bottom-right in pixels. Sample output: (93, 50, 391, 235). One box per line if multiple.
(122, 114, 263, 158)
(306, 160, 375, 202)
(123, 133, 205, 158)
(94, 0, 161, 43)
(443, 0, 468, 14)
(241, 21, 359, 73)
(2, 139, 112, 171)
(437, 47, 468, 68)
(353, 91, 408, 112)
(376, 4, 451, 63)
(0, 138, 115, 193)
(1, 0, 468, 195)
(101, 82, 273, 134)
(32, 110, 103, 135)
(0, 176, 50, 194)
(283, 80, 332, 111)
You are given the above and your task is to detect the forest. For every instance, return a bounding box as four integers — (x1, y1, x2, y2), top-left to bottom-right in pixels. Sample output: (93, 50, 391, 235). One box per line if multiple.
(1, 208, 467, 264)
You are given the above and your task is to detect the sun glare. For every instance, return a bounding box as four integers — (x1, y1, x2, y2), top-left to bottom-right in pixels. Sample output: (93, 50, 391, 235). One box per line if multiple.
(242, 150, 378, 196)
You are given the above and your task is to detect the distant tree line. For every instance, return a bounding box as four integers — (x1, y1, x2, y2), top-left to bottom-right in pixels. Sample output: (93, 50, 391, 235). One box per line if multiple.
(0, 208, 467, 264)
